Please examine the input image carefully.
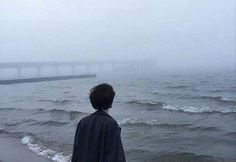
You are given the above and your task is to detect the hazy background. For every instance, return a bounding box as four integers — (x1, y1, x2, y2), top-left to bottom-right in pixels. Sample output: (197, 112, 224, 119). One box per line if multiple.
(0, 0, 235, 70)
(0, 1, 236, 162)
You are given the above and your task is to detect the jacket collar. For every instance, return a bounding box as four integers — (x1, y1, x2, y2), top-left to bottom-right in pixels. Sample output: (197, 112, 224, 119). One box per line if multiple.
(91, 110, 113, 119)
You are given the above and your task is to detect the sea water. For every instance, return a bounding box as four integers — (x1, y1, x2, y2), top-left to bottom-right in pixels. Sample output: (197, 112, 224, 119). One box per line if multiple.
(0, 70, 235, 162)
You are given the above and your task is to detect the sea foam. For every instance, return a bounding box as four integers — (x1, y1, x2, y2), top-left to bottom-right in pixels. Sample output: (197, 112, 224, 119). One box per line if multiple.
(162, 105, 235, 114)
(21, 136, 70, 162)
(117, 119, 192, 128)
(118, 118, 158, 126)
(125, 98, 235, 114)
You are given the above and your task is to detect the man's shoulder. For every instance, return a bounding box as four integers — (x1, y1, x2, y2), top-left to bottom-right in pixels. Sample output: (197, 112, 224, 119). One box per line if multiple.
(79, 111, 118, 125)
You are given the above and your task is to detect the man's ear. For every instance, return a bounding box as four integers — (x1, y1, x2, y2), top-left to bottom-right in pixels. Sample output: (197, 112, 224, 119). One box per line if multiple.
(109, 104, 112, 109)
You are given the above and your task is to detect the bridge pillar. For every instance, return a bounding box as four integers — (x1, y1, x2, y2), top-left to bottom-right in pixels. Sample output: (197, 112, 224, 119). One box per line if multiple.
(17, 67, 22, 78)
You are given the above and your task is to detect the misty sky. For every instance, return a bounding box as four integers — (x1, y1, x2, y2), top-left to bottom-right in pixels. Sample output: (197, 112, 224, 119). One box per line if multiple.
(0, 0, 235, 69)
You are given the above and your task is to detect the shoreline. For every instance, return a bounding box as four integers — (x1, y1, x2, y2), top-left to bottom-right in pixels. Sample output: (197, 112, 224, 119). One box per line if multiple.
(0, 135, 53, 162)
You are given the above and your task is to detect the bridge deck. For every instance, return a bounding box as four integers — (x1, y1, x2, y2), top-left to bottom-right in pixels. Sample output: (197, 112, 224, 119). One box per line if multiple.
(0, 74, 96, 85)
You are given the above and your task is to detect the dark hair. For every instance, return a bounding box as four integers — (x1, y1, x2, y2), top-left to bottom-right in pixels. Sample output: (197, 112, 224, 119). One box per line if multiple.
(89, 83, 115, 110)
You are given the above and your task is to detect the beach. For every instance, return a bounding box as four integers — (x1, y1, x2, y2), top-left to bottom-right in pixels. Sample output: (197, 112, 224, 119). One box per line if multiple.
(0, 135, 53, 162)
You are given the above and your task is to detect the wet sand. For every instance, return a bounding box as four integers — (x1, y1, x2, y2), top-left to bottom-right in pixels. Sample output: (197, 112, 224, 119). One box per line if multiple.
(0, 136, 53, 162)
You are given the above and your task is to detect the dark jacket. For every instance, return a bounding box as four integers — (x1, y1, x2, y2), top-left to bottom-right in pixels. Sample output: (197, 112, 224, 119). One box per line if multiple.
(71, 110, 126, 162)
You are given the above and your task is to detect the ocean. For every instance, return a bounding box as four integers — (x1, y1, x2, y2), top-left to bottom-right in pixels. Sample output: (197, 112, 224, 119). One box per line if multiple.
(0, 70, 235, 162)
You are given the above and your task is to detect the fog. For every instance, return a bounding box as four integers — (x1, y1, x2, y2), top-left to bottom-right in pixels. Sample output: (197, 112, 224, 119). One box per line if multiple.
(0, 0, 235, 70)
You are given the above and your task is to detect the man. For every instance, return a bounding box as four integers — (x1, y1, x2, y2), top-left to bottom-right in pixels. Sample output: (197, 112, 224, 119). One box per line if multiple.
(71, 83, 126, 162)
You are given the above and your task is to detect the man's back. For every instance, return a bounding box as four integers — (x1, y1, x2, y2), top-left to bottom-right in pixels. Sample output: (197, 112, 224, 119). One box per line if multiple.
(71, 110, 126, 162)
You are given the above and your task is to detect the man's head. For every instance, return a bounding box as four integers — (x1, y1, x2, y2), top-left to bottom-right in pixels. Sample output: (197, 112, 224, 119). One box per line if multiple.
(89, 83, 115, 110)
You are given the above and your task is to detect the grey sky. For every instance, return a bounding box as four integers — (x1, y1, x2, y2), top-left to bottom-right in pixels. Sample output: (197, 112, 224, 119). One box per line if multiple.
(0, 0, 235, 69)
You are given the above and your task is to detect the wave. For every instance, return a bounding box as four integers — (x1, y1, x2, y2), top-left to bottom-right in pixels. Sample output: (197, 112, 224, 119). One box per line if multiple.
(125, 98, 236, 114)
(118, 118, 158, 126)
(118, 119, 191, 128)
(38, 99, 75, 105)
(209, 89, 236, 93)
(126, 100, 165, 107)
(0, 127, 6, 134)
(162, 105, 236, 114)
(0, 107, 87, 121)
(150, 92, 236, 105)
(188, 126, 219, 131)
(0, 128, 32, 138)
(156, 152, 223, 162)
(38, 108, 87, 120)
(68, 111, 86, 120)
(49, 109, 87, 118)
(117, 119, 220, 132)
(0, 107, 18, 111)
(5, 119, 37, 127)
(126, 149, 223, 162)
(33, 121, 70, 127)
(225, 132, 236, 138)
(189, 96, 236, 105)
(165, 85, 191, 89)
(38, 108, 86, 115)
(21, 136, 70, 162)
(220, 97, 236, 104)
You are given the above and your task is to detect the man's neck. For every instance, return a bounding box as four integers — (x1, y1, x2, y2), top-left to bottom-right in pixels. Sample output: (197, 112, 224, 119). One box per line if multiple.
(102, 109, 109, 114)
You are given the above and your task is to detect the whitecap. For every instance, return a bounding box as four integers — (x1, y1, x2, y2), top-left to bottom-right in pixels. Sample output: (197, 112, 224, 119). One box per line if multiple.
(162, 105, 236, 114)
(118, 118, 158, 126)
(21, 136, 71, 162)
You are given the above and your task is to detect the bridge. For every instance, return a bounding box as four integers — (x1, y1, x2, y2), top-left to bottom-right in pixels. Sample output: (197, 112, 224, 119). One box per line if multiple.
(0, 60, 154, 84)
(0, 61, 107, 78)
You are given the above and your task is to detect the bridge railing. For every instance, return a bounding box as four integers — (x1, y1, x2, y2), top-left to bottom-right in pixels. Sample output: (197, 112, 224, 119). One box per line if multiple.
(0, 60, 156, 80)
